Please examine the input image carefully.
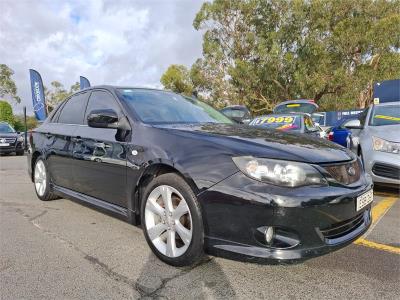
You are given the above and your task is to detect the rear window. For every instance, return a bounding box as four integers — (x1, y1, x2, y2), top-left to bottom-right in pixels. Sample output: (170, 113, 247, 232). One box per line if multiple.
(250, 115, 301, 131)
(274, 101, 318, 114)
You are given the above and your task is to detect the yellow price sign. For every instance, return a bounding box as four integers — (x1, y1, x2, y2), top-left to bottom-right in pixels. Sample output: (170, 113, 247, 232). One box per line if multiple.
(284, 117, 294, 123)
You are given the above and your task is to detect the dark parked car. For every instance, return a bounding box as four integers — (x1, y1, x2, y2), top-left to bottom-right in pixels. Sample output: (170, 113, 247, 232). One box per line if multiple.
(220, 105, 252, 124)
(249, 113, 321, 138)
(28, 86, 373, 266)
(0, 122, 24, 155)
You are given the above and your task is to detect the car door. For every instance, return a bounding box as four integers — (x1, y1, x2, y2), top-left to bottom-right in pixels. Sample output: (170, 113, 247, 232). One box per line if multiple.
(71, 89, 128, 208)
(44, 92, 89, 189)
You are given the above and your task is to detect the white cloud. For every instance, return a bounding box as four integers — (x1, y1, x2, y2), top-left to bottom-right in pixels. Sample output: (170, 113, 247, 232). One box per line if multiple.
(0, 0, 204, 114)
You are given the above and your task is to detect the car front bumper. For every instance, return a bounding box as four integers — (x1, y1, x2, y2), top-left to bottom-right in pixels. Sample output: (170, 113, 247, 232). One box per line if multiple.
(363, 150, 400, 186)
(198, 172, 373, 263)
(0, 141, 24, 154)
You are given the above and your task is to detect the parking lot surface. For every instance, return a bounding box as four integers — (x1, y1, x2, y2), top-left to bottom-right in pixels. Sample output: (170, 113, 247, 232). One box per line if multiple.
(1, 155, 399, 299)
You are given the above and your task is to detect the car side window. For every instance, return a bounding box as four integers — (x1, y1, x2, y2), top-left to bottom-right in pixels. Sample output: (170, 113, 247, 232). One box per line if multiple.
(340, 120, 352, 129)
(84, 90, 121, 124)
(57, 93, 88, 124)
(49, 101, 67, 123)
(304, 115, 317, 131)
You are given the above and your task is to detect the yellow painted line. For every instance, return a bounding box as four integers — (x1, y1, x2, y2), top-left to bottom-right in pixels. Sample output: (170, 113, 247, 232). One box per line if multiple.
(370, 196, 397, 226)
(353, 196, 399, 254)
(354, 238, 400, 255)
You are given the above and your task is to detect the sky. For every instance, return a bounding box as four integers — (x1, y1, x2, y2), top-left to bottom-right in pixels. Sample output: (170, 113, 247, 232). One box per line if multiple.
(0, 0, 205, 114)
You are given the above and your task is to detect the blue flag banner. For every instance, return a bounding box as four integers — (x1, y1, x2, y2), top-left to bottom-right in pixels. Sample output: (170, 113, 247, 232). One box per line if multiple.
(80, 76, 91, 90)
(29, 69, 47, 121)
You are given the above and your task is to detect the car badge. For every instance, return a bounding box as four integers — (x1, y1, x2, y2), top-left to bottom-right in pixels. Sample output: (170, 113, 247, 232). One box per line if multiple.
(0, 138, 5, 143)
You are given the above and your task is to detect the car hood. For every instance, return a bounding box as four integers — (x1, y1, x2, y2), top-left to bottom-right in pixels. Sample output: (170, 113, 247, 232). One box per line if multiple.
(365, 125, 400, 142)
(153, 123, 355, 164)
(0, 132, 18, 137)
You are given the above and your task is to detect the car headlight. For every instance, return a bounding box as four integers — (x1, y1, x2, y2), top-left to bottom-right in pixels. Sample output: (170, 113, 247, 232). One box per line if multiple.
(17, 136, 24, 142)
(232, 156, 327, 187)
(372, 136, 400, 154)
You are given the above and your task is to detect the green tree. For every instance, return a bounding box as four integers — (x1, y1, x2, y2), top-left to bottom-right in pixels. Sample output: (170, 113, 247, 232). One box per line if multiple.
(13, 115, 38, 131)
(13, 117, 24, 132)
(160, 65, 194, 96)
(45, 81, 80, 111)
(0, 100, 14, 125)
(188, 0, 400, 114)
(0, 64, 21, 104)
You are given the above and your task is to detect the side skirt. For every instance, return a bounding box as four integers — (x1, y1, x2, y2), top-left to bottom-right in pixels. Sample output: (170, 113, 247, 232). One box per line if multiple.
(53, 185, 130, 219)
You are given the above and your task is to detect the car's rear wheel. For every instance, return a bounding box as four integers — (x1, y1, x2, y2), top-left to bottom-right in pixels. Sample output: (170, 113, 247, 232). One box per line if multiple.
(141, 173, 204, 266)
(34, 158, 58, 201)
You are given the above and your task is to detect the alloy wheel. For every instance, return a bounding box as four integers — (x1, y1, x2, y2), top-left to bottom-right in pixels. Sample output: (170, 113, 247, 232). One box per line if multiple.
(145, 185, 192, 258)
(34, 160, 47, 196)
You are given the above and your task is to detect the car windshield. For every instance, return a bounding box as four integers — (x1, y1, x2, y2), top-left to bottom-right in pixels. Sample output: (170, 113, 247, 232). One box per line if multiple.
(118, 89, 232, 124)
(369, 105, 400, 126)
(0, 123, 16, 133)
(249, 115, 301, 131)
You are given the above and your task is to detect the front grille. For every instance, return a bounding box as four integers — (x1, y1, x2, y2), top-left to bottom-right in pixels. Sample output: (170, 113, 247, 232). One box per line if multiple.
(0, 137, 16, 144)
(324, 160, 361, 185)
(372, 163, 400, 180)
(320, 212, 364, 240)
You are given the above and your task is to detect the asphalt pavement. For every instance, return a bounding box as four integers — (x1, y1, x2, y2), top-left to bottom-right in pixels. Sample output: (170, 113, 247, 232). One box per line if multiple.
(0, 155, 399, 299)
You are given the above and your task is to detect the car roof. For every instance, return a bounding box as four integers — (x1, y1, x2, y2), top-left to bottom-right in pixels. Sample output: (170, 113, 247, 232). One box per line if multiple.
(79, 85, 166, 92)
(255, 112, 305, 118)
(373, 101, 400, 107)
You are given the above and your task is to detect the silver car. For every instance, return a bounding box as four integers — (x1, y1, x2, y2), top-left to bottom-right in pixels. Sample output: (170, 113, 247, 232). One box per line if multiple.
(348, 102, 400, 186)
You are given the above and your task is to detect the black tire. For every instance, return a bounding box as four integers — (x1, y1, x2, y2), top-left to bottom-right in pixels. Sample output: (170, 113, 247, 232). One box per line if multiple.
(140, 173, 204, 267)
(16, 150, 24, 156)
(33, 157, 59, 201)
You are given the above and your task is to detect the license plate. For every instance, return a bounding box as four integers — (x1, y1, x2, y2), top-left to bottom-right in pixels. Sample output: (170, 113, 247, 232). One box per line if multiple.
(356, 189, 373, 211)
(0, 143, 9, 147)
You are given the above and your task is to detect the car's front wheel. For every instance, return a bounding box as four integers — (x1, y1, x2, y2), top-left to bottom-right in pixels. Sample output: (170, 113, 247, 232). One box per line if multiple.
(141, 173, 204, 266)
(33, 158, 58, 201)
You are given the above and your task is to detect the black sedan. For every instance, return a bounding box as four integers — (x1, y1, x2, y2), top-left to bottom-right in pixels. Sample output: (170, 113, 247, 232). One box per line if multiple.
(27, 86, 373, 266)
(0, 122, 24, 156)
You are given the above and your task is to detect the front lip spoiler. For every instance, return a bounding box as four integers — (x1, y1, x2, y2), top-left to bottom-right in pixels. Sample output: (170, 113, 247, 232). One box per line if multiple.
(204, 207, 372, 264)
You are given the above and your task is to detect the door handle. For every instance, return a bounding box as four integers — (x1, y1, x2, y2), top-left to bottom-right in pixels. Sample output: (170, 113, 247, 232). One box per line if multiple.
(71, 136, 82, 143)
(94, 142, 110, 148)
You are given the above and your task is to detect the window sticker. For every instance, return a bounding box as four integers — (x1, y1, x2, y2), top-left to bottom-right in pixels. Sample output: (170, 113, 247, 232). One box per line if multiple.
(374, 115, 400, 121)
(251, 116, 296, 125)
(277, 123, 298, 131)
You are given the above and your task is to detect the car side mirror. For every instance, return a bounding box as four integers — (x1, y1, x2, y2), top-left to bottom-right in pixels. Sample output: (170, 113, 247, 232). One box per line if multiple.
(87, 109, 119, 129)
(17, 131, 20, 134)
(344, 119, 363, 129)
